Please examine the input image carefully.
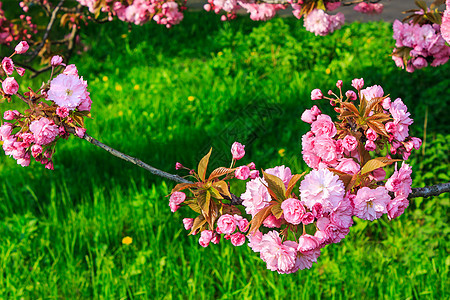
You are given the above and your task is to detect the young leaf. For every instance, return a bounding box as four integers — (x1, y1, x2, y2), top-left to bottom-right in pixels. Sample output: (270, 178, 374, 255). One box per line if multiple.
(341, 102, 359, 116)
(209, 187, 223, 200)
(208, 167, 235, 181)
(197, 191, 211, 217)
(198, 148, 212, 182)
(361, 157, 402, 175)
(367, 120, 389, 137)
(190, 215, 206, 235)
(262, 171, 286, 202)
(271, 203, 283, 220)
(171, 182, 197, 194)
(208, 199, 219, 229)
(329, 168, 353, 190)
(285, 172, 306, 197)
(212, 181, 231, 199)
(364, 97, 386, 118)
(248, 203, 275, 233)
(183, 200, 202, 214)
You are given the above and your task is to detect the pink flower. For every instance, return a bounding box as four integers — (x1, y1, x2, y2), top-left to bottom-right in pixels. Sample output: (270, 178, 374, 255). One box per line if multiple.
(29, 118, 59, 145)
(353, 187, 391, 221)
(281, 198, 305, 225)
(56, 106, 69, 118)
(249, 170, 259, 179)
(16, 67, 25, 76)
(262, 214, 282, 228)
(247, 230, 264, 252)
(301, 212, 315, 225)
(248, 162, 256, 169)
(235, 165, 250, 180)
(2, 57, 14, 75)
(312, 135, 339, 165)
(216, 214, 236, 234)
(389, 98, 413, 142)
(183, 218, 194, 230)
(265, 165, 293, 187)
(45, 161, 54, 170)
(169, 202, 180, 213)
(175, 162, 184, 170)
(297, 234, 320, 253)
(259, 231, 298, 273)
(230, 232, 246, 246)
(311, 105, 321, 116)
(48, 74, 89, 110)
(3, 110, 17, 120)
(351, 78, 364, 90)
(387, 196, 409, 220)
(385, 162, 412, 197)
(342, 135, 358, 152)
(301, 109, 316, 124)
(345, 90, 357, 100)
(371, 167, 386, 181)
(411, 137, 422, 149)
(326, 2, 341, 11)
(2, 77, 19, 95)
(199, 230, 213, 247)
(77, 96, 92, 112)
(311, 88, 323, 100)
(361, 85, 384, 101)
(442, 2, 450, 44)
(354, 2, 383, 14)
(241, 177, 271, 217)
(51, 55, 63, 67)
(381, 97, 391, 110)
(75, 127, 86, 138)
(0, 123, 13, 140)
(231, 142, 245, 160)
(311, 114, 337, 137)
(300, 168, 345, 213)
(63, 64, 78, 76)
(336, 80, 343, 88)
(365, 140, 377, 151)
(14, 41, 29, 54)
(335, 158, 360, 175)
(211, 233, 221, 244)
(169, 191, 186, 205)
(385, 122, 396, 134)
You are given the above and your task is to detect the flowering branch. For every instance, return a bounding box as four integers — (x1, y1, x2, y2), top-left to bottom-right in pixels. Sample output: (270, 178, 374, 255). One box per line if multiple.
(80, 133, 449, 201)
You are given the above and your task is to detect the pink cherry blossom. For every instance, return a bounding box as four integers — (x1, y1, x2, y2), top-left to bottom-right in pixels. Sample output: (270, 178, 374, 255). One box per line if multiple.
(3, 110, 17, 120)
(298, 234, 320, 253)
(335, 158, 360, 175)
(258, 231, 298, 273)
(56, 106, 70, 118)
(442, 1, 450, 44)
(311, 114, 337, 138)
(230, 232, 246, 246)
(262, 214, 282, 228)
(365, 140, 376, 151)
(231, 142, 245, 160)
(345, 90, 357, 100)
(310, 88, 323, 100)
(2, 77, 19, 95)
(351, 78, 364, 90)
(14, 41, 29, 54)
(183, 218, 194, 230)
(199, 230, 213, 247)
(342, 135, 358, 152)
(241, 176, 271, 217)
(385, 162, 412, 197)
(265, 165, 292, 188)
(216, 214, 236, 234)
(235, 165, 250, 180)
(169, 191, 186, 205)
(51, 55, 63, 67)
(29, 118, 59, 145)
(48, 74, 89, 110)
(281, 198, 305, 225)
(353, 187, 391, 221)
(300, 168, 345, 213)
(2, 57, 14, 75)
(301, 109, 316, 124)
(387, 196, 409, 220)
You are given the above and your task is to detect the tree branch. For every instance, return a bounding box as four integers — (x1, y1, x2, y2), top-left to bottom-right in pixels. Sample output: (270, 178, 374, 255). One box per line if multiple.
(81, 133, 449, 205)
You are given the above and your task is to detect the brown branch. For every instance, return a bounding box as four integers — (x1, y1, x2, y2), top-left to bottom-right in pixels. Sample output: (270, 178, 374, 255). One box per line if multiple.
(409, 182, 450, 199)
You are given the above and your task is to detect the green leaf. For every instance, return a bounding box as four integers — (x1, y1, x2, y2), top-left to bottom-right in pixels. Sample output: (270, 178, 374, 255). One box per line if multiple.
(361, 157, 402, 175)
(209, 187, 223, 200)
(198, 148, 212, 182)
(262, 171, 286, 201)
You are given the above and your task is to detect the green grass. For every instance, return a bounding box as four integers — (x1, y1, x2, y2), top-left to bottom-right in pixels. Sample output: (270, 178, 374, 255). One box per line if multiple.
(0, 12, 449, 298)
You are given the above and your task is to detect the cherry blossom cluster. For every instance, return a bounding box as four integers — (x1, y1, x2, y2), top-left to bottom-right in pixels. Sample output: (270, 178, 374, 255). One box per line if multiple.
(77, 0, 185, 28)
(0, 2, 38, 45)
(392, 20, 450, 72)
(169, 78, 421, 274)
(1, 42, 91, 168)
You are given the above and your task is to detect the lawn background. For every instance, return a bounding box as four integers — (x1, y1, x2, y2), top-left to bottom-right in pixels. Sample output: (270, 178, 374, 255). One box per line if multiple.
(0, 11, 449, 299)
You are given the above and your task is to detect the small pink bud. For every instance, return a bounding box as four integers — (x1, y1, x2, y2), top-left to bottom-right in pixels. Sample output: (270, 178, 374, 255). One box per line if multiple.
(231, 142, 245, 160)
(311, 89, 323, 100)
(235, 165, 250, 180)
(345, 90, 357, 100)
(2, 77, 19, 95)
(51, 55, 63, 67)
(175, 162, 184, 170)
(14, 41, 29, 54)
(351, 78, 364, 90)
(336, 80, 343, 88)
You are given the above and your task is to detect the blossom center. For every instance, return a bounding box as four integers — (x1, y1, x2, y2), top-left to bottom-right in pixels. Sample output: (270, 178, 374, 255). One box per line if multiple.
(65, 89, 73, 96)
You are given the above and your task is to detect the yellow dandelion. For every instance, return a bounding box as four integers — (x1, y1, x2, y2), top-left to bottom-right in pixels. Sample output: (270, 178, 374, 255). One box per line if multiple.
(278, 149, 286, 157)
(115, 84, 123, 92)
(325, 68, 331, 75)
(188, 96, 195, 101)
(102, 76, 108, 82)
(118, 111, 123, 116)
(122, 236, 133, 245)
(121, 34, 127, 39)
(217, 51, 223, 56)
(134, 84, 140, 90)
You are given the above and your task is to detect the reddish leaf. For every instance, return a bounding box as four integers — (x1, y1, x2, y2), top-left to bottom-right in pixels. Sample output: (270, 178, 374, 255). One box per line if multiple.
(285, 173, 305, 197)
(208, 167, 235, 181)
(212, 180, 231, 199)
(341, 102, 359, 116)
(248, 202, 276, 233)
(262, 171, 286, 202)
(198, 148, 212, 182)
(189, 215, 206, 235)
(361, 157, 402, 175)
(271, 203, 283, 220)
(367, 120, 389, 137)
(364, 97, 386, 118)
(171, 182, 197, 194)
(184, 200, 202, 214)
